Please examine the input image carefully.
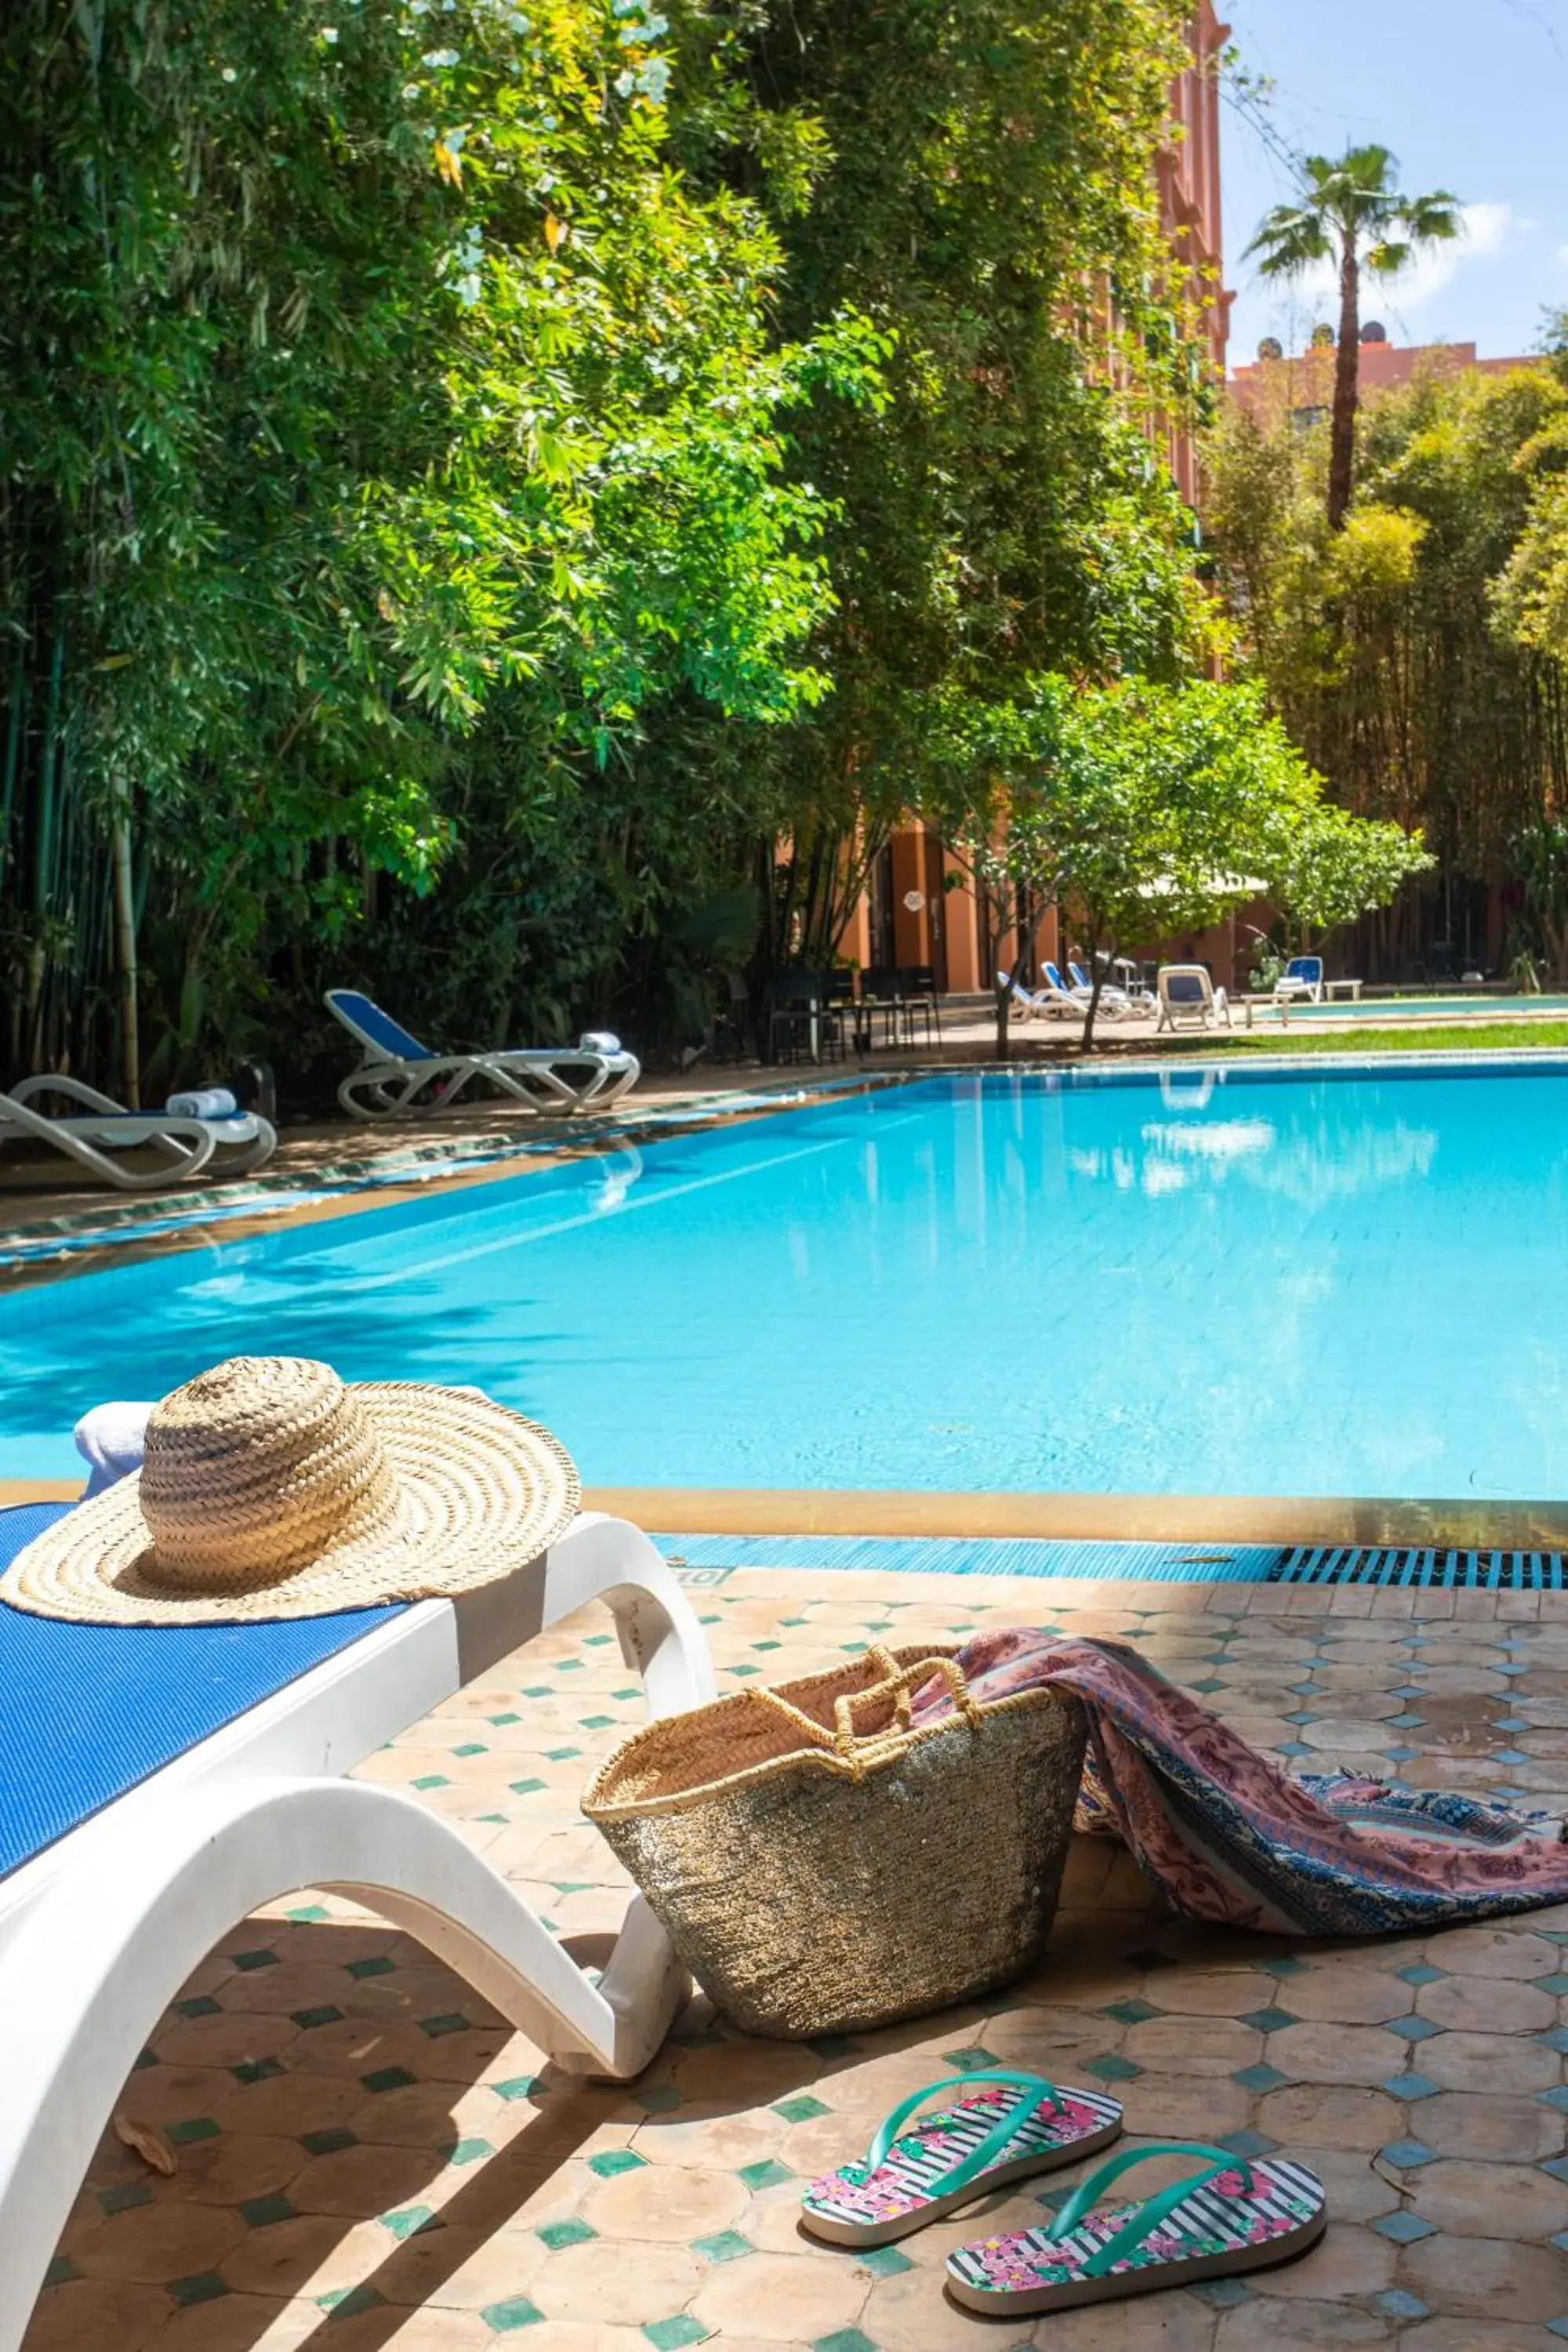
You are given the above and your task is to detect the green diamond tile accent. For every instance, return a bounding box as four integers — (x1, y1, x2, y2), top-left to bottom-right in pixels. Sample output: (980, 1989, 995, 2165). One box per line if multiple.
(481, 2299, 544, 2333)
(167, 2273, 230, 2307)
(361, 2066, 416, 2093)
(737, 2158, 795, 2190)
(694, 2229, 753, 2263)
(1389, 2016, 1443, 2043)
(1374, 2209, 1439, 2244)
(1189, 2277, 1254, 2309)
(492, 2074, 545, 2102)
(477, 1811, 509, 1824)
(638, 2083, 684, 2114)
(320, 2285, 383, 2319)
(1536, 1974, 1568, 1997)
(642, 2320, 709, 2350)
(231, 2056, 285, 2086)
(1232, 2064, 1288, 2092)
(420, 2012, 470, 2038)
(942, 2044, 999, 2068)
(538, 2217, 597, 2249)
(176, 1994, 221, 2018)
(856, 2245, 914, 2278)
(510, 1777, 546, 1796)
(167, 2116, 220, 2146)
(614, 1686, 641, 1700)
(300, 2128, 357, 2156)
(1190, 1677, 1227, 1695)
(380, 2205, 438, 2240)
(345, 1955, 395, 1979)
(239, 2194, 297, 2229)
(489, 1711, 524, 1726)
(288, 1903, 330, 1922)
(42, 2257, 79, 2288)
(1261, 1956, 1305, 1978)
(1240, 2007, 1298, 2034)
(1383, 2072, 1441, 2103)
(557, 1658, 584, 1672)
(229, 1947, 279, 1972)
(814, 2332, 879, 2352)
(729, 1664, 760, 1678)
(441, 2136, 495, 2167)
(411, 1773, 450, 1791)
(774, 2093, 831, 2124)
(1398, 1964, 1447, 1986)
(1084, 2053, 1143, 2082)
(753, 1639, 782, 1652)
(1101, 1998, 1160, 2025)
(452, 1742, 488, 1758)
(132, 2048, 158, 2071)
(98, 2182, 154, 2216)
(292, 2005, 344, 2030)
(808, 2034, 862, 2060)
(840, 1642, 869, 1656)
(546, 1746, 583, 1762)
(523, 1685, 554, 1699)
(587, 2147, 647, 2178)
(581, 1714, 615, 1730)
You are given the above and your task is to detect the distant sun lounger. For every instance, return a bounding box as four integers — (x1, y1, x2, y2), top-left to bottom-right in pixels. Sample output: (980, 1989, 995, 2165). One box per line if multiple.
(0, 1076, 276, 1191)
(326, 989, 641, 1120)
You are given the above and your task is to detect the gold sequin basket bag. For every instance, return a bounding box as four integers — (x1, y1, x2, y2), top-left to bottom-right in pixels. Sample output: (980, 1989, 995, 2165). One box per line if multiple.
(581, 1643, 1087, 2039)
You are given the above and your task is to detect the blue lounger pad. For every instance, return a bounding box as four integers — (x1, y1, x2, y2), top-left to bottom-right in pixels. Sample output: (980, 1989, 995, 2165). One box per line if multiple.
(0, 1503, 403, 1883)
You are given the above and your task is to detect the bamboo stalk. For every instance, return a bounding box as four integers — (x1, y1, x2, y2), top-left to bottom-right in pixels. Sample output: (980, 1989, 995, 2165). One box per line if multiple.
(111, 797, 140, 1107)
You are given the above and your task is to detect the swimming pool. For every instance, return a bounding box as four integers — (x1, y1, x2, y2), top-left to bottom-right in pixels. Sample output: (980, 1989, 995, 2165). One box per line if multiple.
(1255, 993, 1568, 1022)
(5, 1062, 1568, 1504)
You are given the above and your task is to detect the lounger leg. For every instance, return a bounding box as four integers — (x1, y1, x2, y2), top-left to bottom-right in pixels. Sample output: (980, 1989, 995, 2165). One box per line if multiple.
(0, 1769, 691, 2352)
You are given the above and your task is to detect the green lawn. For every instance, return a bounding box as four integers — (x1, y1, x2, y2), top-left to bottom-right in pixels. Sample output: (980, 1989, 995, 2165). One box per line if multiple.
(1210, 1021, 1568, 1056)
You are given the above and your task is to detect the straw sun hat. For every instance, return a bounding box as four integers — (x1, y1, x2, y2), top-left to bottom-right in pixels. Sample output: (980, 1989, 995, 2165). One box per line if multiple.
(0, 1355, 581, 1626)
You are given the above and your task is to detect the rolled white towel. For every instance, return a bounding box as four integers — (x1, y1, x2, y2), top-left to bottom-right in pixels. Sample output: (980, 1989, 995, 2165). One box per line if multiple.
(74, 1401, 152, 1497)
(578, 1031, 621, 1056)
(166, 1086, 239, 1120)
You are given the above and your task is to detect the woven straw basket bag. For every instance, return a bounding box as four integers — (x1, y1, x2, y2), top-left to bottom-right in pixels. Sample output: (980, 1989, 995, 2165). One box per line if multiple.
(581, 1642, 1087, 2039)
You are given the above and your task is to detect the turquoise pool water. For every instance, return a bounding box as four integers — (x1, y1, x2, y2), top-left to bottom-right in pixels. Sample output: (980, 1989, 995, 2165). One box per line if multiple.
(5, 1062, 1568, 1501)
(1258, 993, 1568, 1021)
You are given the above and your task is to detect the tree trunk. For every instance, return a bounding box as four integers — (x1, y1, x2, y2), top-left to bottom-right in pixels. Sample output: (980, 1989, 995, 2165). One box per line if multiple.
(994, 977, 1011, 1062)
(1327, 234, 1361, 532)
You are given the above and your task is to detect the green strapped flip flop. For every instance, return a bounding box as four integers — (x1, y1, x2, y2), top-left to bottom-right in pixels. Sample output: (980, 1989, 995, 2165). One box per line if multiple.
(798, 2068, 1125, 2249)
(945, 2138, 1327, 2314)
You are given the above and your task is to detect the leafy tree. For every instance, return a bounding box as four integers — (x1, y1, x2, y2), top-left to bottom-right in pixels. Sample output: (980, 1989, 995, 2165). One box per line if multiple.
(924, 677, 1428, 1052)
(1245, 148, 1461, 528)
(0, 0, 872, 1088)
(1207, 358, 1568, 975)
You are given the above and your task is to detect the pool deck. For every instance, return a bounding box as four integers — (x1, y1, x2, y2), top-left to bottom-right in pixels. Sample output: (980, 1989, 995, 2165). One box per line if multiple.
(22, 1563, 1568, 2351)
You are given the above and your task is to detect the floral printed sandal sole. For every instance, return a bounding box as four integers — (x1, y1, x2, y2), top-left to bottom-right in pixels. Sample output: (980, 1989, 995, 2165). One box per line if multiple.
(946, 2140, 1327, 2315)
(799, 2069, 1124, 2251)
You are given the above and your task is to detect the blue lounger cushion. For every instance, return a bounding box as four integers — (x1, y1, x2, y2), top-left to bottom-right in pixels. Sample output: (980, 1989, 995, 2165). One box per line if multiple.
(0, 1503, 401, 1883)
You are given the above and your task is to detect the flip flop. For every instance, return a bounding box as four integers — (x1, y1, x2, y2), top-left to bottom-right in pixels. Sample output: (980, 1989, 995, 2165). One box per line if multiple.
(799, 2068, 1125, 2249)
(945, 2139, 1327, 2315)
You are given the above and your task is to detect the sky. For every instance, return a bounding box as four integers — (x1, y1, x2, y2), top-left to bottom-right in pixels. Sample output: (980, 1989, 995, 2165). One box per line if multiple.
(1220, 0, 1568, 368)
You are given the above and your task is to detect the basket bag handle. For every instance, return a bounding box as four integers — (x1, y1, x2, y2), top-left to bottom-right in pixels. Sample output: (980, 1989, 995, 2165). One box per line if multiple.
(745, 1644, 984, 1779)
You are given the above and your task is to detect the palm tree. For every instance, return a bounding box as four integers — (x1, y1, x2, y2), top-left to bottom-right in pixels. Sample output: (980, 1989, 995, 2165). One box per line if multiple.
(1246, 147, 1461, 530)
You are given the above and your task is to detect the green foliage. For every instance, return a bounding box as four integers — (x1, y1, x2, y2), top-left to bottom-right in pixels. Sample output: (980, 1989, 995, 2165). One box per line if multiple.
(1207, 361, 1568, 975)
(2, 0, 1228, 1088)
(0, 0, 868, 1080)
(923, 673, 1427, 1048)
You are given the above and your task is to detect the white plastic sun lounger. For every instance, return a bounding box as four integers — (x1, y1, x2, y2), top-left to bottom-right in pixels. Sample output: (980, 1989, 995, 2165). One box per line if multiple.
(0, 1493, 713, 2352)
(327, 989, 641, 1120)
(0, 1076, 276, 1190)
(1156, 964, 1232, 1033)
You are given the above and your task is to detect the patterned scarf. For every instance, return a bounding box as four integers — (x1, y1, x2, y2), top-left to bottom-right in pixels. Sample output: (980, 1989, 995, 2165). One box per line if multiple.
(912, 1629, 1568, 1937)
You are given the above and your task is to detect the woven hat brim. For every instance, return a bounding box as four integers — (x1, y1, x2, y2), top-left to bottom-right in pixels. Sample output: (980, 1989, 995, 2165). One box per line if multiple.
(0, 1382, 581, 1625)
